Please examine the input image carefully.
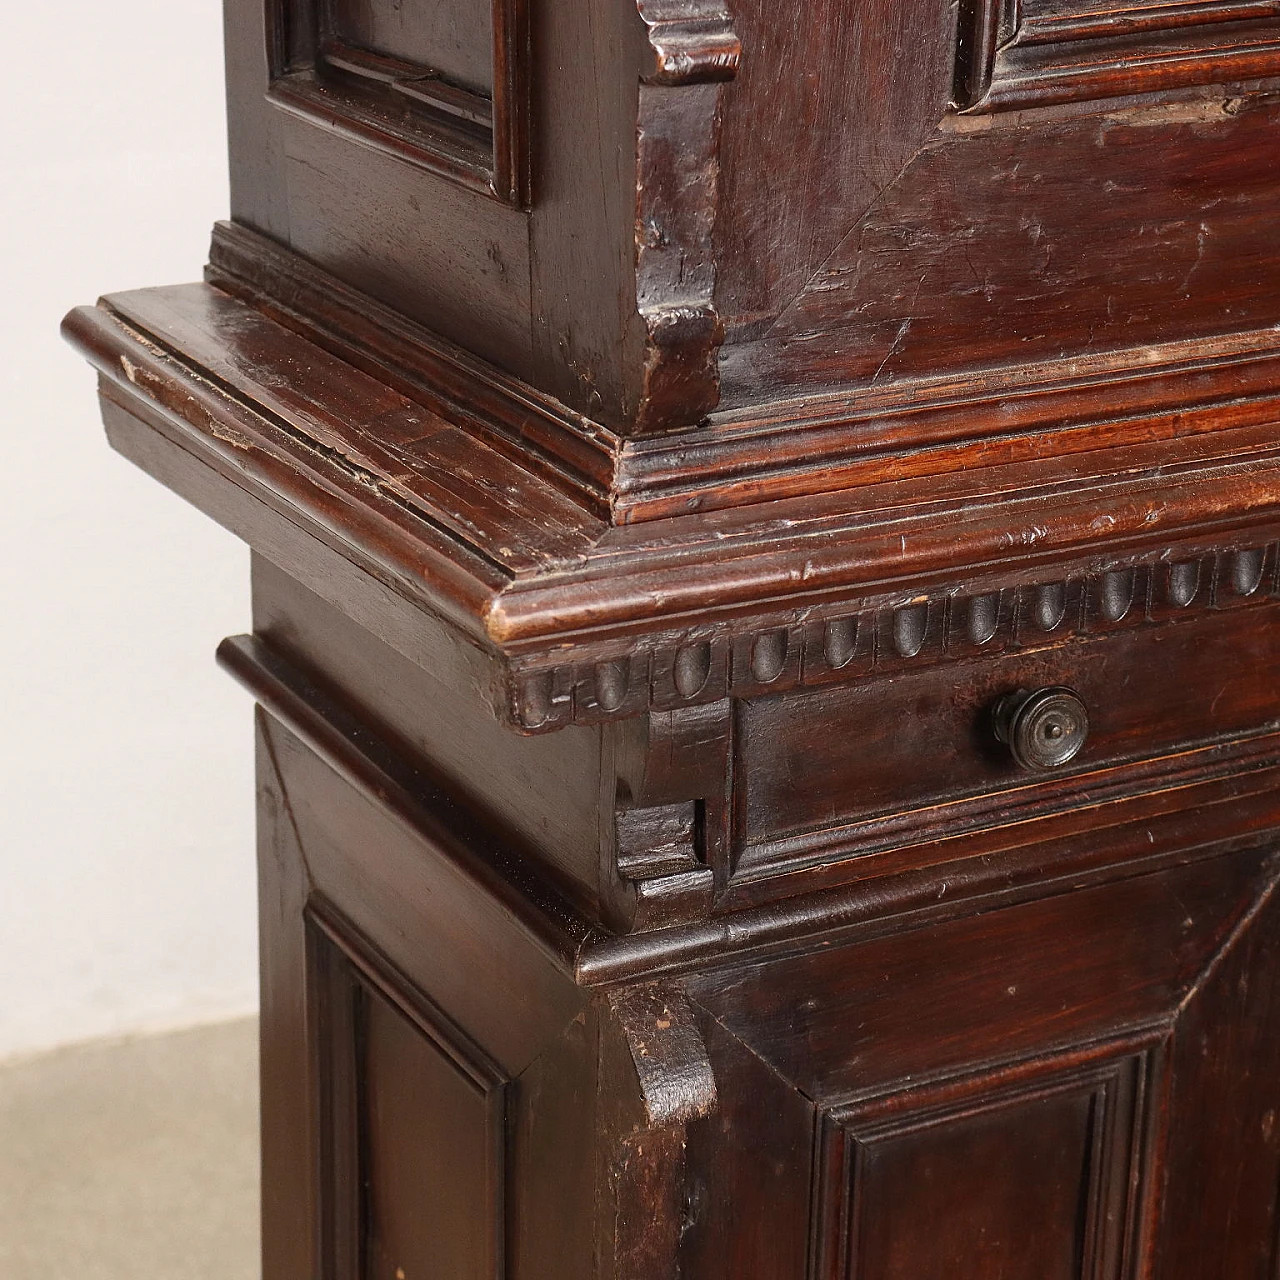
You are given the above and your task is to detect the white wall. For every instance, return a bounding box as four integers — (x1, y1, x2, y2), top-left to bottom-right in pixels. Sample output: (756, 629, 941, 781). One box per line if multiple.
(0, 1, 257, 1060)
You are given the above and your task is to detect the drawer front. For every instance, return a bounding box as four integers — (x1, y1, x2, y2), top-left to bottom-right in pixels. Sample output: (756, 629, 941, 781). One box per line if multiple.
(735, 603, 1280, 880)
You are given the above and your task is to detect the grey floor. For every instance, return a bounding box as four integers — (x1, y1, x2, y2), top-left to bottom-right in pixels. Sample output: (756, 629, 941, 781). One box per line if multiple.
(0, 1018, 260, 1280)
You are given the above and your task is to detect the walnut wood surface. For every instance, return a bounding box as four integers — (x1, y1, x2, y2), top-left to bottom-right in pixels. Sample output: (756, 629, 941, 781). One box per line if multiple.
(62, 285, 1280, 665)
(65, 0, 1280, 1273)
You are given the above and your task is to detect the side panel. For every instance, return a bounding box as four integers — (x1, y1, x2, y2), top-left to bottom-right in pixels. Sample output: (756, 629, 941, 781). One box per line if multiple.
(222, 0, 535, 376)
(251, 554, 610, 918)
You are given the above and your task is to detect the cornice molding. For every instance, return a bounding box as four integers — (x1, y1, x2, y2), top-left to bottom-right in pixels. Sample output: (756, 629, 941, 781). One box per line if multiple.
(207, 221, 1280, 523)
(63, 282, 1280, 734)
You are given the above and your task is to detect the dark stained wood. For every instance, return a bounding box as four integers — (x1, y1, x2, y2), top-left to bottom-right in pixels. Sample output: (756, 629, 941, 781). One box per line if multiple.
(721, 99, 1280, 407)
(714, 0, 957, 335)
(958, 0, 1280, 111)
(244, 555, 616, 923)
(223, 0, 535, 374)
(736, 602, 1280, 874)
(1154, 863, 1280, 1278)
(686, 849, 1275, 1099)
(678, 1011, 814, 1280)
(813, 1055, 1147, 1280)
(66, 0, 1280, 1273)
(61, 288, 1280, 667)
(310, 906, 509, 1280)
(208, 212, 1280, 523)
(329, 0, 494, 93)
(254, 706, 318, 1280)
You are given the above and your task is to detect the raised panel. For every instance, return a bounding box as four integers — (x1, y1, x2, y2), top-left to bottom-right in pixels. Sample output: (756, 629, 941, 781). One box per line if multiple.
(330, 0, 494, 94)
(956, 0, 1280, 110)
(309, 904, 509, 1280)
(269, 0, 529, 204)
(688, 850, 1273, 1102)
(812, 1042, 1161, 1280)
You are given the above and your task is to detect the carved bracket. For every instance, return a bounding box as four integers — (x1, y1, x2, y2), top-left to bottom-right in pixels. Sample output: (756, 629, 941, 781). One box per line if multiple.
(608, 984, 719, 1128)
(600, 983, 718, 1279)
(632, 1, 741, 432)
(637, 0, 741, 85)
(606, 701, 732, 930)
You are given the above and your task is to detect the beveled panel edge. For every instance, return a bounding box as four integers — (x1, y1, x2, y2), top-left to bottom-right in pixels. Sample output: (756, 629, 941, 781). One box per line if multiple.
(305, 898, 511, 1279)
(307, 894, 511, 1092)
(956, 0, 1280, 113)
(266, 0, 531, 206)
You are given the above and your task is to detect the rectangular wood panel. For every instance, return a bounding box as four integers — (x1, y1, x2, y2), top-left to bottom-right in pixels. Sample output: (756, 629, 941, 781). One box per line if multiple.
(735, 602, 1280, 878)
(812, 1042, 1161, 1280)
(269, 0, 529, 203)
(331, 0, 494, 93)
(308, 906, 509, 1280)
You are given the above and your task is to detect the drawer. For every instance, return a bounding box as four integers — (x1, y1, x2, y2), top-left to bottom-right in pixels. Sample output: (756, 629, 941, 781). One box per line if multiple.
(733, 602, 1280, 884)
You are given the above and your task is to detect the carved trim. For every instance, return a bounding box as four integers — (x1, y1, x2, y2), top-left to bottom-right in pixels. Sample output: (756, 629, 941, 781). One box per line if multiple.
(601, 983, 717, 1280)
(206, 223, 1280, 524)
(632, 2, 740, 432)
(955, 0, 1280, 113)
(615, 801, 715, 930)
(608, 701, 732, 930)
(512, 541, 1280, 730)
(637, 0, 741, 85)
(607, 983, 718, 1127)
(206, 220, 618, 517)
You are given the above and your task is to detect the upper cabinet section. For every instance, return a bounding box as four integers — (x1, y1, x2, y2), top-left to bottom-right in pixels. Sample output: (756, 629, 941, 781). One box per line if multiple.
(713, 0, 1280, 414)
(218, 0, 1280, 513)
(269, 0, 529, 204)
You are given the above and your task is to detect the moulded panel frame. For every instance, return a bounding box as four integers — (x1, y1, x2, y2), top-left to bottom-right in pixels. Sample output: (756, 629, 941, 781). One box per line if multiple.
(306, 900, 511, 1280)
(810, 1029, 1169, 1280)
(266, 0, 531, 206)
(955, 0, 1280, 110)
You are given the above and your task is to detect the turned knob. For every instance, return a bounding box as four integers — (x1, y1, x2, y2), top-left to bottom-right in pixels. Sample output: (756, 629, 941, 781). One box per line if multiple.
(992, 687, 1089, 771)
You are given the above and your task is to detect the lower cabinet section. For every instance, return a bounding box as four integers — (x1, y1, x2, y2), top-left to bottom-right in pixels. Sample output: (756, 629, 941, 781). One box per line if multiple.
(255, 703, 1280, 1280)
(688, 844, 1280, 1280)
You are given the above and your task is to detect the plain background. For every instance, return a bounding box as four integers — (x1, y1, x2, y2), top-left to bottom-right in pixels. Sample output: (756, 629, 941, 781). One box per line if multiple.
(0, 1, 257, 1061)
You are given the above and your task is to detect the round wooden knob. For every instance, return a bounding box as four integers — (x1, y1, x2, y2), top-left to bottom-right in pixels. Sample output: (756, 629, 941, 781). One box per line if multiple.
(992, 687, 1089, 771)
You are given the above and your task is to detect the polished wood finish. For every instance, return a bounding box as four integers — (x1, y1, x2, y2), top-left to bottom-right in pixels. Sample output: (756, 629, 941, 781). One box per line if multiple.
(67, 0, 1280, 1274)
